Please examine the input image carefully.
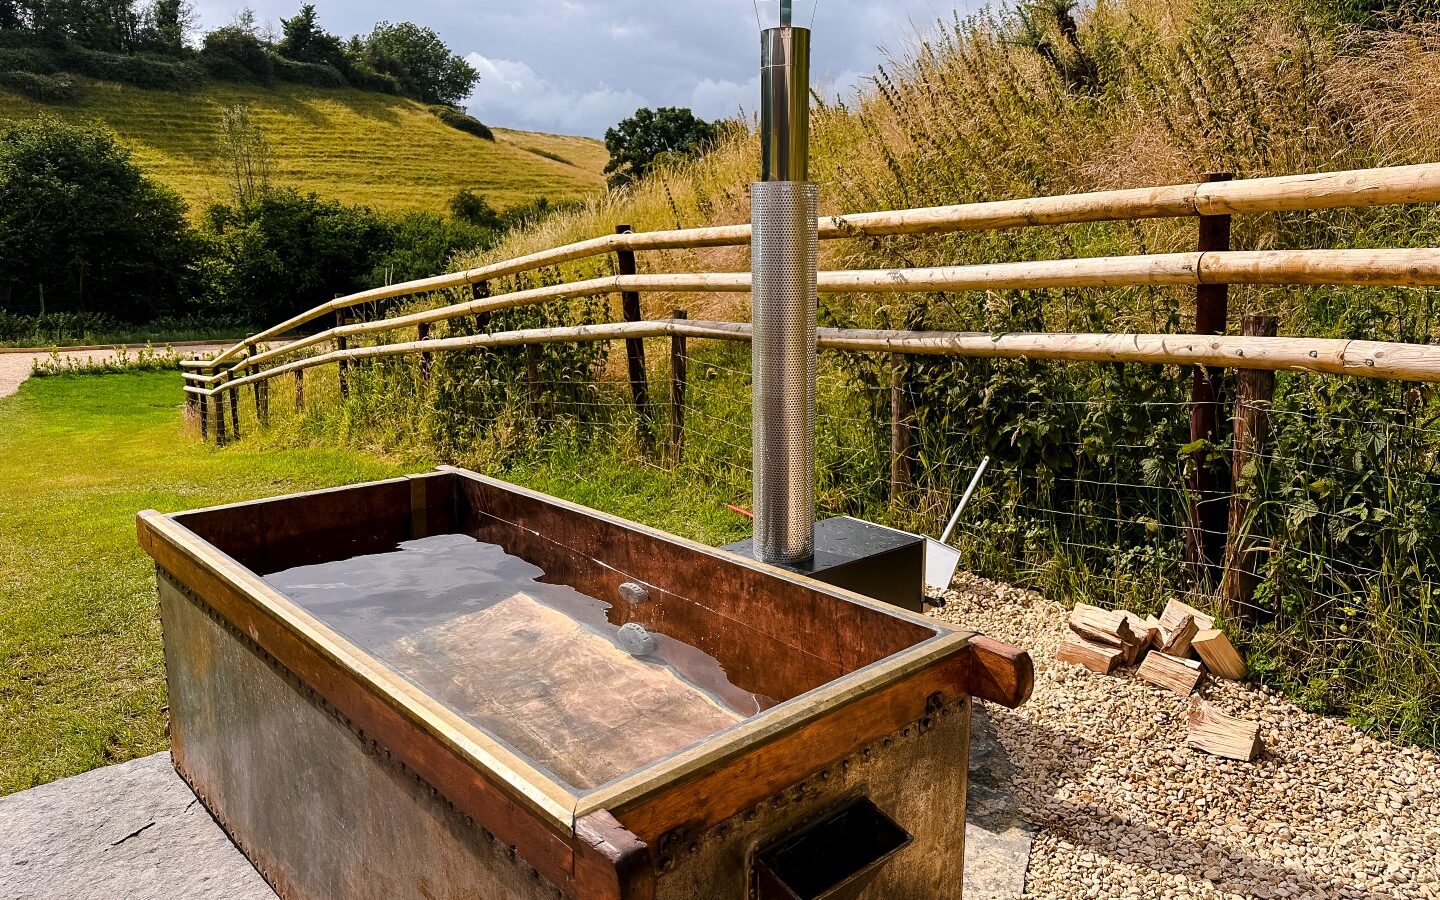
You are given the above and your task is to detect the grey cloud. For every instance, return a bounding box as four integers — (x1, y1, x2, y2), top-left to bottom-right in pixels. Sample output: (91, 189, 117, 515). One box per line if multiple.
(196, 1, 976, 137)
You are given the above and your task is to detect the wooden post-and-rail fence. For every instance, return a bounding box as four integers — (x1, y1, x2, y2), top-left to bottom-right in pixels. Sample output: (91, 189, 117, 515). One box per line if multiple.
(181, 162, 1440, 620)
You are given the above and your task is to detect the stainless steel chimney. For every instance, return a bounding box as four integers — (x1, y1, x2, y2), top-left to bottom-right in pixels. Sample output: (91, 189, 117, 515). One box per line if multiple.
(752, 5, 817, 565)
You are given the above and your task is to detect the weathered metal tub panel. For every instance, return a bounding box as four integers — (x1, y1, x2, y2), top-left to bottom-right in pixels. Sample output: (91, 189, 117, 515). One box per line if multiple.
(159, 573, 562, 900)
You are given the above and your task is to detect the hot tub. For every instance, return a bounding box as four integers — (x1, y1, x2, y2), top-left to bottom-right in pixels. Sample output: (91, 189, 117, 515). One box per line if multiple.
(137, 467, 1030, 899)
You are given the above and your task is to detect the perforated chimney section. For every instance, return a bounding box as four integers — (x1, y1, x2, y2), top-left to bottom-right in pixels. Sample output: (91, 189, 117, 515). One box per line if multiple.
(751, 20, 817, 565)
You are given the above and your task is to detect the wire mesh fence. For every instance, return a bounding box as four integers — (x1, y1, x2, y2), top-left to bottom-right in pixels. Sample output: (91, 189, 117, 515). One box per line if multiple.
(201, 325, 1440, 745)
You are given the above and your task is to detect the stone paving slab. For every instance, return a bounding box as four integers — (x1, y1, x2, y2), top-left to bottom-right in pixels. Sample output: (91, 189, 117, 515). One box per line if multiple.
(0, 724, 1033, 900)
(0, 753, 273, 900)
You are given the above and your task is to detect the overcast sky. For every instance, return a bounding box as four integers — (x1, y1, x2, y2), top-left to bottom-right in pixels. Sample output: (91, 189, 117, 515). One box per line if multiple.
(192, 1, 978, 137)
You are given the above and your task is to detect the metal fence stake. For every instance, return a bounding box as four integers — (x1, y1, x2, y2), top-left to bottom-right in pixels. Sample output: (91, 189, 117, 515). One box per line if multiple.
(525, 344, 542, 418)
(890, 352, 913, 502)
(1220, 314, 1278, 622)
(671, 309, 688, 462)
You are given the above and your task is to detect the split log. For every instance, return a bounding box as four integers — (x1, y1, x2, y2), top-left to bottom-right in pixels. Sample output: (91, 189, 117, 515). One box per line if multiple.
(1056, 634, 1124, 675)
(1157, 614, 1200, 657)
(1159, 598, 1213, 656)
(1122, 613, 1162, 664)
(1161, 598, 1216, 634)
(1068, 603, 1139, 647)
(1192, 629, 1246, 680)
(1187, 698, 1262, 762)
(1137, 652, 1205, 695)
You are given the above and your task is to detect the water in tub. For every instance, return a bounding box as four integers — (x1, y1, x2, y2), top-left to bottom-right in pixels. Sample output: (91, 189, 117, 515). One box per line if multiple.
(263, 532, 771, 789)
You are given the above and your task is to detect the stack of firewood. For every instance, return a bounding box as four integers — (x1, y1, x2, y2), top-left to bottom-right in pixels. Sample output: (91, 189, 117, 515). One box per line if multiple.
(1057, 599, 1261, 762)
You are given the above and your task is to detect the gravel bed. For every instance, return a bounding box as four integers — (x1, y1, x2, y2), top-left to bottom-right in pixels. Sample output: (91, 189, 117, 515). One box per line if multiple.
(930, 572, 1440, 899)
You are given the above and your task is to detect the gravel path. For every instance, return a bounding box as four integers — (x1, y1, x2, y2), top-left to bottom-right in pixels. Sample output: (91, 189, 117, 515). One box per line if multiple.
(0, 346, 226, 400)
(932, 573, 1440, 900)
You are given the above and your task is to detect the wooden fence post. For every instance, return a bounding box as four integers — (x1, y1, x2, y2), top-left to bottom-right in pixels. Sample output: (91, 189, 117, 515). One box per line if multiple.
(337, 308, 350, 400)
(890, 352, 913, 502)
(524, 344, 542, 418)
(615, 224, 653, 444)
(228, 373, 241, 440)
(185, 363, 199, 422)
(214, 380, 228, 446)
(1220, 314, 1278, 622)
(294, 367, 305, 412)
(1187, 172, 1234, 586)
(198, 366, 210, 443)
(670, 309, 688, 461)
(248, 343, 268, 427)
(417, 321, 432, 384)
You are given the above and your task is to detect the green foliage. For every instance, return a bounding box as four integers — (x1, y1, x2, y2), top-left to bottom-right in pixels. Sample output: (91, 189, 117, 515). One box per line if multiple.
(0, 68, 82, 102)
(367, 211, 494, 285)
(0, 309, 113, 344)
(201, 23, 271, 82)
(496, 195, 582, 231)
(603, 107, 718, 188)
(199, 187, 394, 324)
(523, 145, 573, 166)
(448, 187, 502, 229)
(356, 21, 478, 106)
(266, 53, 345, 88)
(134, 0, 195, 56)
(0, 114, 199, 321)
(217, 103, 271, 206)
(430, 105, 493, 141)
(29, 342, 181, 375)
(276, 3, 345, 70)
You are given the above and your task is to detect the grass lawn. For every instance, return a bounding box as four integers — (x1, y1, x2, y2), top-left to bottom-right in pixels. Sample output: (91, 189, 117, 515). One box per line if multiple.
(0, 371, 424, 795)
(0, 81, 606, 217)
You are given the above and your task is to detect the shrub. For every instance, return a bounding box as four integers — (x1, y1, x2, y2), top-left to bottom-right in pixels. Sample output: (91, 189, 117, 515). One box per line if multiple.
(523, 146, 573, 166)
(200, 188, 396, 324)
(448, 188, 502, 229)
(0, 47, 59, 74)
(0, 70, 83, 104)
(0, 310, 117, 346)
(268, 54, 347, 88)
(201, 26, 272, 82)
(344, 64, 402, 94)
(199, 53, 259, 83)
(431, 105, 494, 141)
(60, 46, 202, 91)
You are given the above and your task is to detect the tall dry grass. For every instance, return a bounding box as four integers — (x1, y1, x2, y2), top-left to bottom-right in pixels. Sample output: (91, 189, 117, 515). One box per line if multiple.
(272, 0, 1440, 745)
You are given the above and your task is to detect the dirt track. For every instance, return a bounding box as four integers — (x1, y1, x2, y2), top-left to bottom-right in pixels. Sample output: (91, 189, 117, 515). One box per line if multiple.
(0, 346, 226, 400)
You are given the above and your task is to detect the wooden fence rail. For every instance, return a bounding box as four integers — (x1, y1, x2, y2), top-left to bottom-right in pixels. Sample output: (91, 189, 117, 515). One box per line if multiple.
(187, 247, 1440, 391)
(183, 319, 1440, 399)
(192, 162, 1440, 369)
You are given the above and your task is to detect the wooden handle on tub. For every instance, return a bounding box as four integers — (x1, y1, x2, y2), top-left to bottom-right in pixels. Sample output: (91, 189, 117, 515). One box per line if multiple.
(963, 635, 1034, 708)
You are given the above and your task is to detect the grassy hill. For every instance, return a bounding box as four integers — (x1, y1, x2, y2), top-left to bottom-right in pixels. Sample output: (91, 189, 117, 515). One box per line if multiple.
(0, 80, 608, 216)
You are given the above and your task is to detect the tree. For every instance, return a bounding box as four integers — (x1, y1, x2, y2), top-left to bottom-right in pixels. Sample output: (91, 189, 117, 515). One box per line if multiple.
(0, 0, 24, 30)
(277, 3, 345, 70)
(358, 21, 477, 105)
(0, 115, 199, 321)
(218, 104, 273, 206)
(602, 107, 718, 188)
(138, 0, 197, 55)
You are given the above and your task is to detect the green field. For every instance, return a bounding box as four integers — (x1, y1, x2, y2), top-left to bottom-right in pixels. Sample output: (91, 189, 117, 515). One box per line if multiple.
(0, 371, 426, 794)
(0, 81, 607, 216)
